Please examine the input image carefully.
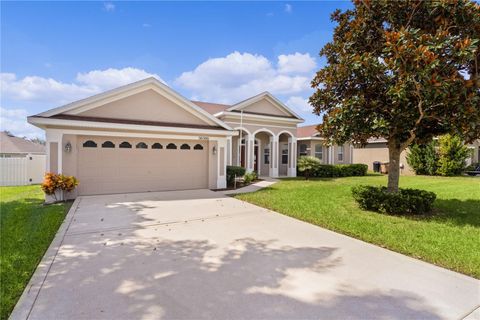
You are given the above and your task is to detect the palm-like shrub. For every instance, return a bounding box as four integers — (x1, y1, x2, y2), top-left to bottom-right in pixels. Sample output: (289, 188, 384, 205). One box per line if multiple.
(297, 156, 321, 180)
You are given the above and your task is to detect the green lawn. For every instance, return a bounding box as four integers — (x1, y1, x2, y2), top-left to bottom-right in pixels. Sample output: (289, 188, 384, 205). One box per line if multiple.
(235, 175, 480, 278)
(0, 185, 71, 320)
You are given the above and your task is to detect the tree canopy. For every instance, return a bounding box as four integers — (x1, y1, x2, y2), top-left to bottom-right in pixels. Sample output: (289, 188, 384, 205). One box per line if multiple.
(310, 0, 480, 191)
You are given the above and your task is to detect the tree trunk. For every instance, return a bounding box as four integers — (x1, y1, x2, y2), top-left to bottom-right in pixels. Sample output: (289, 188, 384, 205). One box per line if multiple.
(387, 142, 402, 193)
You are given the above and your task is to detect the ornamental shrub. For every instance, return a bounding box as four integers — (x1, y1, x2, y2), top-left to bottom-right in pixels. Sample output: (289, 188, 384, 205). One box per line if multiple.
(436, 134, 472, 176)
(299, 163, 368, 178)
(41, 172, 61, 200)
(351, 185, 436, 215)
(243, 172, 257, 184)
(407, 141, 438, 175)
(41, 172, 79, 202)
(407, 135, 471, 176)
(226, 166, 246, 186)
(297, 156, 321, 179)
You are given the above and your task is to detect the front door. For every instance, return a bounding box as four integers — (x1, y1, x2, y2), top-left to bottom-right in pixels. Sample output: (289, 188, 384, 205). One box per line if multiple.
(240, 145, 246, 168)
(239, 144, 259, 172)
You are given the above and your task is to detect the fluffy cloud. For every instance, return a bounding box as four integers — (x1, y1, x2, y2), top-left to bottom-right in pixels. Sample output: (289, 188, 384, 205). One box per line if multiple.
(286, 96, 313, 114)
(1, 67, 162, 138)
(175, 51, 315, 104)
(103, 2, 115, 12)
(0, 107, 44, 139)
(1, 67, 163, 106)
(277, 53, 316, 74)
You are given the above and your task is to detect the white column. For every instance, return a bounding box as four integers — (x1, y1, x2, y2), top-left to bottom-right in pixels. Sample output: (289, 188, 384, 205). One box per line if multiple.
(227, 136, 232, 166)
(271, 135, 279, 177)
(216, 138, 227, 189)
(246, 135, 255, 172)
(288, 137, 297, 177)
(45, 129, 63, 202)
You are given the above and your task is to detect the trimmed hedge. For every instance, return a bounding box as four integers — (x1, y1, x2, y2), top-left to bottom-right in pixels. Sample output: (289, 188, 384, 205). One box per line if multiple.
(352, 185, 436, 215)
(226, 166, 246, 186)
(298, 163, 368, 178)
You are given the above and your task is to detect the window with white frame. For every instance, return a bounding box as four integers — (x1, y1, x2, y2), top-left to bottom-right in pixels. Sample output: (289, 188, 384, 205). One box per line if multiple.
(281, 144, 289, 164)
(299, 144, 308, 156)
(338, 145, 344, 161)
(315, 144, 323, 160)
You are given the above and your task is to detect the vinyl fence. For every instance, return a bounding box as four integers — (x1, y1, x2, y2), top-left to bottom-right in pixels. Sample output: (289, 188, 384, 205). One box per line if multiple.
(0, 154, 46, 186)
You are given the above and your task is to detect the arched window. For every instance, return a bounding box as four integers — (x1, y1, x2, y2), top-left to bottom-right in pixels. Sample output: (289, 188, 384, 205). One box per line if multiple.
(166, 143, 177, 150)
(152, 143, 163, 149)
(102, 141, 115, 148)
(119, 141, 132, 148)
(136, 142, 148, 149)
(83, 140, 97, 148)
(193, 144, 204, 150)
(180, 143, 190, 150)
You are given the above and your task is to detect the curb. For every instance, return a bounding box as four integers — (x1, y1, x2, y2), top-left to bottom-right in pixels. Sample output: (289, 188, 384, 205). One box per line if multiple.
(9, 198, 81, 320)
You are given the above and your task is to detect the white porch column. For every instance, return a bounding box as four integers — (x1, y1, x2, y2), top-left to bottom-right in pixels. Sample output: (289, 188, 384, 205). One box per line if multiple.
(270, 135, 279, 177)
(328, 146, 333, 164)
(226, 136, 232, 165)
(45, 129, 63, 174)
(45, 129, 63, 202)
(288, 137, 297, 177)
(216, 138, 227, 189)
(246, 135, 255, 172)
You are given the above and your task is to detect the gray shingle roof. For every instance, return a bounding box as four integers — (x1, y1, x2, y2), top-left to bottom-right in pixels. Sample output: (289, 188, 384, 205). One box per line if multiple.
(0, 131, 46, 154)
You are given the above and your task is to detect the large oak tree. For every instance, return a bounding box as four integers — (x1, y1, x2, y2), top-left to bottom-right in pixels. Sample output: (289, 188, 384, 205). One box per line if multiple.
(310, 0, 480, 192)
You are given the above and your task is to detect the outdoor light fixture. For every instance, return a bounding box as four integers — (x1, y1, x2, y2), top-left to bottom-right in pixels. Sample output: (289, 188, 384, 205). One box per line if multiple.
(212, 146, 217, 155)
(64, 142, 72, 153)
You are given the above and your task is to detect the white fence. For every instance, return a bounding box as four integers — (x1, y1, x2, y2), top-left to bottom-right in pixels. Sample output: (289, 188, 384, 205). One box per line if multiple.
(0, 154, 46, 186)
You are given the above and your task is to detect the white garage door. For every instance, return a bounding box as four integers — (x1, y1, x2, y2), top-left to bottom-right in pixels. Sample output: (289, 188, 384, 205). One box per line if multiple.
(77, 136, 208, 195)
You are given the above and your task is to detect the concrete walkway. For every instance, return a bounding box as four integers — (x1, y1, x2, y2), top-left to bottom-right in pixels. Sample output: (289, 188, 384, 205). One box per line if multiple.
(12, 189, 479, 320)
(221, 177, 278, 195)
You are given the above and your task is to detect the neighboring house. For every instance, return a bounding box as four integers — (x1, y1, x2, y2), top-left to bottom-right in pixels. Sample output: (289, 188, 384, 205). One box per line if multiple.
(28, 78, 304, 197)
(296, 124, 353, 164)
(296, 125, 480, 175)
(352, 138, 414, 175)
(0, 131, 46, 186)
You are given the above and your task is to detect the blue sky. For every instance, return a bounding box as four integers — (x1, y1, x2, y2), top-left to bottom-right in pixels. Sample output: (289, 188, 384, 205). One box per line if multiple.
(1, 1, 352, 138)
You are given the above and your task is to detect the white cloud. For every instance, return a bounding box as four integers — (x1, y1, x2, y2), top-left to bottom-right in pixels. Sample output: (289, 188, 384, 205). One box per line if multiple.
(175, 51, 313, 104)
(76, 67, 162, 91)
(0, 107, 44, 139)
(284, 4, 292, 13)
(103, 2, 115, 12)
(277, 53, 316, 74)
(286, 96, 312, 114)
(1, 67, 163, 106)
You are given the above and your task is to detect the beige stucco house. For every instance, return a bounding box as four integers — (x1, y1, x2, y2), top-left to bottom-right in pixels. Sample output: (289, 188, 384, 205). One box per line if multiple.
(28, 78, 304, 197)
(296, 124, 353, 164)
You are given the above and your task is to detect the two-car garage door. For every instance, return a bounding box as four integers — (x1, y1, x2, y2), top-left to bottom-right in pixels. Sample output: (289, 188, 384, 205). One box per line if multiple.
(77, 136, 208, 195)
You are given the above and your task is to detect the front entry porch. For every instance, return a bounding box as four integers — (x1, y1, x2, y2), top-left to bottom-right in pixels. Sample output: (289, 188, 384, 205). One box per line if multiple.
(228, 129, 297, 178)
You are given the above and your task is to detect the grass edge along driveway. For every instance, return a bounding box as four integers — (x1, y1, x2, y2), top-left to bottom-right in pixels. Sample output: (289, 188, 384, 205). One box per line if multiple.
(0, 185, 72, 320)
(235, 175, 480, 279)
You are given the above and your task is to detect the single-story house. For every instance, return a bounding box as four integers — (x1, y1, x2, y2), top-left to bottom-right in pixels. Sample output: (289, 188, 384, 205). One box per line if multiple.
(28, 77, 304, 198)
(351, 138, 414, 174)
(296, 124, 353, 164)
(0, 131, 46, 186)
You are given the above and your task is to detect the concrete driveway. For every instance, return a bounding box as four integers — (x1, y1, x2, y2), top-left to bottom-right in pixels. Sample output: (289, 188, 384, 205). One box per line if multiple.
(12, 189, 479, 320)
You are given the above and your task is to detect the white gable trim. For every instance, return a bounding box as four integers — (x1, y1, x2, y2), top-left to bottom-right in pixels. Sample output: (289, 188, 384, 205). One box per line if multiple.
(37, 77, 232, 130)
(226, 92, 303, 120)
(215, 111, 304, 124)
(28, 116, 237, 137)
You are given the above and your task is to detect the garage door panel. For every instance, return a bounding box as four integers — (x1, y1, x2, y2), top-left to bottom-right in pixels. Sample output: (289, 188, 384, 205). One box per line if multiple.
(77, 136, 208, 195)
